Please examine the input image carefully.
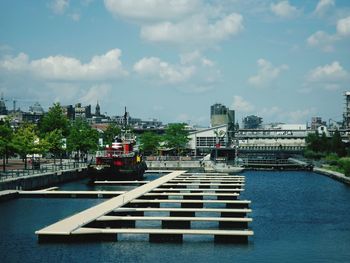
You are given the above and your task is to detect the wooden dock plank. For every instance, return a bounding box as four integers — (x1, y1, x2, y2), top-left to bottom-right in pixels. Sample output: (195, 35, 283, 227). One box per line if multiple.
(130, 199, 251, 204)
(73, 227, 254, 236)
(94, 181, 150, 185)
(97, 215, 253, 222)
(151, 188, 244, 192)
(113, 207, 251, 213)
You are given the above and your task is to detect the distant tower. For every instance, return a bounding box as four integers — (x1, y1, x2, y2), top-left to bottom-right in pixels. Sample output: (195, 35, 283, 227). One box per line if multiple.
(210, 103, 235, 146)
(0, 93, 8, 115)
(344, 92, 350, 129)
(95, 101, 100, 116)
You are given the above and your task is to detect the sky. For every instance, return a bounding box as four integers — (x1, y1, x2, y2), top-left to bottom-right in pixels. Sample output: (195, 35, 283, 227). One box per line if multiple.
(0, 0, 350, 127)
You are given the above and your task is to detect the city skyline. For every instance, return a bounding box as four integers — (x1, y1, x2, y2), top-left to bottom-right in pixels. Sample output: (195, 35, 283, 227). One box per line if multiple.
(1, 0, 349, 126)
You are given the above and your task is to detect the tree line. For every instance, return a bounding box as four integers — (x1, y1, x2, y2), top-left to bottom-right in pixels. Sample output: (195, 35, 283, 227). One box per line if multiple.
(305, 129, 350, 176)
(0, 103, 190, 171)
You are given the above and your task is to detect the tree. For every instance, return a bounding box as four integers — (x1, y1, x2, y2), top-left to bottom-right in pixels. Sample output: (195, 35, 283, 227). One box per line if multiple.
(67, 119, 99, 160)
(12, 124, 46, 169)
(39, 103, 69, 136)
(0, 119, 14, 171)
(163, 123, 190, 156)
(139, 131, 162, 155)
(103, 123, 121, 145)
(44, 129, 65, 164)
(331, 129, 346, 157)
(305, 131, 321, 153)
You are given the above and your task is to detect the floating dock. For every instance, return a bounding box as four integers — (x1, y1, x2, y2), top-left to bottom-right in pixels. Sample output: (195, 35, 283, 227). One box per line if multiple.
(35, 170, 254, 243)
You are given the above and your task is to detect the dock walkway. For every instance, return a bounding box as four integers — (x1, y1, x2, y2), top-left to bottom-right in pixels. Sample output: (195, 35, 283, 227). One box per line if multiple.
(36, 170, 254, 243)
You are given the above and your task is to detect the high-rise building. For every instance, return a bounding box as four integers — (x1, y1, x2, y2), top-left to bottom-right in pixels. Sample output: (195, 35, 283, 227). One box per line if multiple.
(311, 117, 326, 130)
(210, 103, 235, 146)
(242, 115, 263, 129)
(344, 91, 350, 129)
(0, 94, 8, 115)
(210, 103, 235, 127)
(95, 101, 101, 116)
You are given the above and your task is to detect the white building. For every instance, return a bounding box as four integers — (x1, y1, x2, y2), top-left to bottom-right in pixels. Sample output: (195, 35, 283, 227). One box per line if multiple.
(188, 124, 229, 155)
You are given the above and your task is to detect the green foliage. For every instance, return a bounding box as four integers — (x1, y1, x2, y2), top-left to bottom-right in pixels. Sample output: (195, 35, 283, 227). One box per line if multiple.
(103, 123, 121, 145)
(0, 120, 14, 171)
(0, 120, 13, 156)
(303, 149, 325, 160)
(163, 123, 190, 155)
(139, 131, 162, 155)
(44, 129, 65, 160)
(338, 158, 350, 177)
(39, 103, 69, 136)
(67, 119, 99, 154)
(324, 153, 340, 166)
(331, 130, 346, 157)
(12, 124, 47, 169)
(305, 129, 346, 158)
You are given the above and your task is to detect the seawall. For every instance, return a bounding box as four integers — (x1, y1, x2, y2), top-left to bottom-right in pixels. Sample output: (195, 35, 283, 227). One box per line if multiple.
(0, 168, 88, 191)
(314, 167, 350, 185)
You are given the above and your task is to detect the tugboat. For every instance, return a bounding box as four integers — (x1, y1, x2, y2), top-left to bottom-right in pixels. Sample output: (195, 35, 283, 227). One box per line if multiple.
(89, 109, 147, 181)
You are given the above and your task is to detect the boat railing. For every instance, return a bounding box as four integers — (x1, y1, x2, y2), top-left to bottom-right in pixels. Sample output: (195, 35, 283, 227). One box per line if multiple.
(96, 150, 135, 158)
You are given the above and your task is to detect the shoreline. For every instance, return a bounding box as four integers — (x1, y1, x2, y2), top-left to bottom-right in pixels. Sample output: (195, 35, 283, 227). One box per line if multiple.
(313, 167, 350, 185)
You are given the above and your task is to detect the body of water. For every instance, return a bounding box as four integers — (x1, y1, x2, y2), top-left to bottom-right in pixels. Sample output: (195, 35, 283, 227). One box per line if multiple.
(0, 171, 349, 263)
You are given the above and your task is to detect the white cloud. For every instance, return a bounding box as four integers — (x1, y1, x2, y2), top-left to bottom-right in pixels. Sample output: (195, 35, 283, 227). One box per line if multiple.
(50, 0, 69, 15)
(104, 0, 199, 21)
(270, 1, 300, 19)
(69, 13, 81, 22)
(306, 31, 338, 52)
(133, 57, 195, 84)
(314, 0, 335, 16)
(307, 16, 350, 52)
(231, 96, 255, 113)
(180, 50, 214, 67)
(288, 108, 315, 123)
(133, 52, 221, 93)
(307, 61, 348, 82)
(140, 13, 243, 46)
(0, 49, 128, 81)
(336, 16, 350, 36)
(80, 84, 112, 105)
(248, 59, 288, 87)
(261, 106, 281, 117)
(104, 1, 244, 48)
(302, 61, 348, 92)
(0, 53, 29, 71)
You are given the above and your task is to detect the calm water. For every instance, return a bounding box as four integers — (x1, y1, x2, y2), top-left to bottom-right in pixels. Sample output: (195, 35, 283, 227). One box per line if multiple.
(1, 171, 350, 263)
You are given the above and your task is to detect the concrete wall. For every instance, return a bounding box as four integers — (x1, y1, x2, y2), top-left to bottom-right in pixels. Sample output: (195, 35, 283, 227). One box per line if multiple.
(0, 168, 88, 191)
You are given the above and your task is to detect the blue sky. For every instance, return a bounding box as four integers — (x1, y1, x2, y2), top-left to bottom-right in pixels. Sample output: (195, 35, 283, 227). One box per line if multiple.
(0, 0, 349, 126)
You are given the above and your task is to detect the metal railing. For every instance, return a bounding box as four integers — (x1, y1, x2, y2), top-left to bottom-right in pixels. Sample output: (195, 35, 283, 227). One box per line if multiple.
(0, 161, 88, 182)
(145, 156, 203, 161)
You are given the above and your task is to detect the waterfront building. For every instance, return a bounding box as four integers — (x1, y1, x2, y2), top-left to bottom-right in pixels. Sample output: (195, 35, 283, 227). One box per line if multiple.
(21, 102, 45, 124)
(311, 117, 326, 130)
(187, 124, 228, 156)
(74, 103, 91, 119)
(61, 105, 75, 120)
(210, 103, 235, 145)
(236, 124, 311, 162)
(242, 115, 263, 129)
